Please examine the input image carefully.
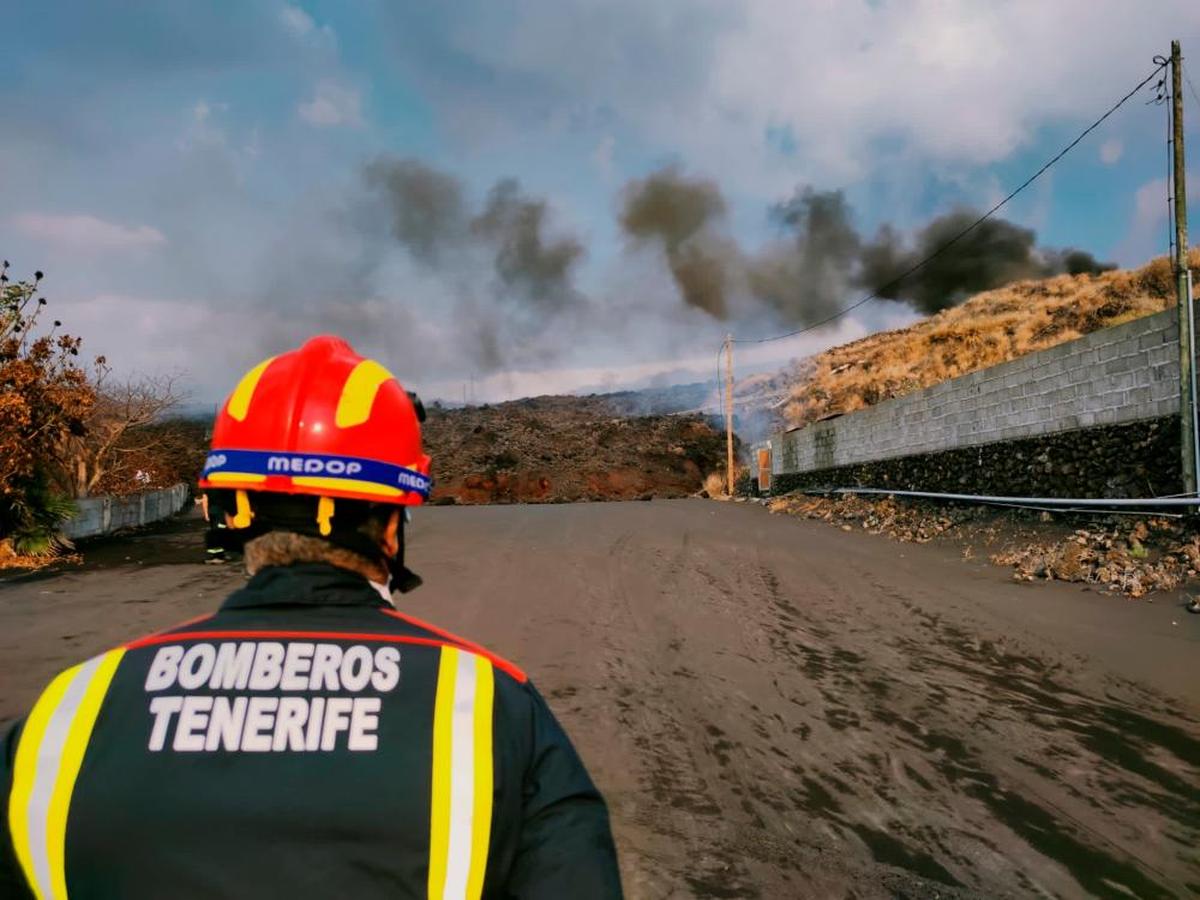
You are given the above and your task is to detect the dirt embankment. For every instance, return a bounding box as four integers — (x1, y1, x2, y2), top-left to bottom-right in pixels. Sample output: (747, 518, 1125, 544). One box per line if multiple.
(780, 249, 1200, 429)
(422, 394, 731, 504)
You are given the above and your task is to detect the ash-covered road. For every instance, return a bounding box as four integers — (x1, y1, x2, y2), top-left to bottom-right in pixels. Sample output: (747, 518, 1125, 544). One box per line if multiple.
(2, 500, 1198, 898)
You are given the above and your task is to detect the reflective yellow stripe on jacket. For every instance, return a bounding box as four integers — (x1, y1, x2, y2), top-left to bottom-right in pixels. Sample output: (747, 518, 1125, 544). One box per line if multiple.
(428, 646, 495, 900)
(8, 649, 125, 900)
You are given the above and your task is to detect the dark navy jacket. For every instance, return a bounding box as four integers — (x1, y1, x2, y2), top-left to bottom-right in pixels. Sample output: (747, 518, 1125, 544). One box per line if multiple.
(1, 563, 622, 899)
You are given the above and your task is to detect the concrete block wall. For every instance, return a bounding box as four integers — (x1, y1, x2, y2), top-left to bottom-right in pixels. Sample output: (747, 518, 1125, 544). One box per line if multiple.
(773, 309, 1180, 477)
(62, 483, 190, 540)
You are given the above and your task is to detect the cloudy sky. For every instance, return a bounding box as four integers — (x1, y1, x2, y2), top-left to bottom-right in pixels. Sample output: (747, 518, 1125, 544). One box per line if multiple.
(2, 1, 1198, 406)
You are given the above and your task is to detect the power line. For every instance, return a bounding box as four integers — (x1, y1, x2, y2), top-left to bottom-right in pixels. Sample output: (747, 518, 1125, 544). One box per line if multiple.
(732, 58, 1169, 346)
(1186, 61, 1200, 109)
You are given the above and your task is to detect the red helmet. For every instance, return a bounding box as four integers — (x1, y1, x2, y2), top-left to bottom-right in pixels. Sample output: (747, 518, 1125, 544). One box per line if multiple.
(199, 336, 431, 520)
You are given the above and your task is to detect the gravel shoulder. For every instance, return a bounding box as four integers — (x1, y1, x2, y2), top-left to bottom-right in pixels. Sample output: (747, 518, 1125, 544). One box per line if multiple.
(2, 501, 1197, 898)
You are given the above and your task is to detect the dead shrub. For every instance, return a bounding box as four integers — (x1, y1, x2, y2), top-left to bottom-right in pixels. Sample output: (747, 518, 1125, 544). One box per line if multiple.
(703, 471, 728, 498)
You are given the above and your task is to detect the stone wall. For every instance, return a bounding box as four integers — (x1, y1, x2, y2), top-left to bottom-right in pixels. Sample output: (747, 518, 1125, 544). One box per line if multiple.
(62, 483, 190, 540)
(773, 309, 1178, 477)
(769, 418, 1181, 500)
(761, 308, 1184, 498)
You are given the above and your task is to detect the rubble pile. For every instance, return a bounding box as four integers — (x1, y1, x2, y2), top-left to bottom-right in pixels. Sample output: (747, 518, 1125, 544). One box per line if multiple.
(423, 394, 729, 504)
(994, 519, 1195, 598)
(767, 492, 1198, 598)
(767, 493, 995, 543)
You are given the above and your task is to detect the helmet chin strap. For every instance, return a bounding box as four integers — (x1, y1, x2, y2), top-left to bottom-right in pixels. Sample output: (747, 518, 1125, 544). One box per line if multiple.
(223, 489, 423, 593)
(334, 520, 422, 594)
(378, 513, 422, 594)
(386, 554, 423, 594)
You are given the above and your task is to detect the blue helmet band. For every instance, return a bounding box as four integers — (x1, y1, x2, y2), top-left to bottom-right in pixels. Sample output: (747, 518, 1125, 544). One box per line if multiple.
(203, 448, 431, 499)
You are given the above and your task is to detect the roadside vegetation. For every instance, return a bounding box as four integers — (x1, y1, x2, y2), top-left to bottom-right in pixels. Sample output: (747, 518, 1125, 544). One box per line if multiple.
(0, 262, 205, 566)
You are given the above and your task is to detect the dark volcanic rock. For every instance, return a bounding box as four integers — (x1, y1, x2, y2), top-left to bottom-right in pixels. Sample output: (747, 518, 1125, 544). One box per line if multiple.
(422, 394, 734, 504)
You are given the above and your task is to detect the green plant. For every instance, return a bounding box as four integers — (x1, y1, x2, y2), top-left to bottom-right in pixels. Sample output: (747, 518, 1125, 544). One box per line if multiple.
(4, 471, 76, 556)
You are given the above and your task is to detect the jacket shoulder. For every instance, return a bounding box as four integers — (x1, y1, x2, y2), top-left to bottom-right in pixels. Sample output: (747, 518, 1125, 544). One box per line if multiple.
(120, 608, 528, 685)
(378, 609, 528, 684)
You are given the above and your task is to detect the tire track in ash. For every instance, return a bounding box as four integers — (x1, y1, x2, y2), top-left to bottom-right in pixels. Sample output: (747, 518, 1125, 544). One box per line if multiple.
(577, 518, 877, 898)
(428, 503, 1198, 897)
(884, 598, 1199, 898)
(598, 527, 772, 898)
(745, 548, 1197, 899)
(743, 555, 982, 898)
(589, 523, 957, 899)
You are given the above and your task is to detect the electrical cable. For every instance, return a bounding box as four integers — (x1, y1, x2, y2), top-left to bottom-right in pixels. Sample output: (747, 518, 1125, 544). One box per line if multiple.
(731, 59, 1170, 346)
(1185, 61, 1200, 109)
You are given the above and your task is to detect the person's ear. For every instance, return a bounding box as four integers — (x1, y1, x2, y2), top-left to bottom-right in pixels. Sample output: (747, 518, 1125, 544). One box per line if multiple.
(382, 509, 402, 557)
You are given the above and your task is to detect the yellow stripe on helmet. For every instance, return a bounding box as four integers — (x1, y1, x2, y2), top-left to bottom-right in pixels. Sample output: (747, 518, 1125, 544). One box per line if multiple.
(225, 356, 276, 422)
(291, 476, 405, 498)
(336, 359, 397, 429)
(203, 472, 267, 484)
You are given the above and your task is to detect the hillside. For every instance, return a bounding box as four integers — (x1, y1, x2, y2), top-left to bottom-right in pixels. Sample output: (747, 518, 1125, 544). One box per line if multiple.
(424, 252, 1198, 503)
(422, 393, 731, 504)
(781, 250, 1200, 429)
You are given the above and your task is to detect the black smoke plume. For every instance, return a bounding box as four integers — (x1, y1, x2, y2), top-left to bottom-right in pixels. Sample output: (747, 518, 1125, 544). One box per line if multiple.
(358, 156, 588, 372)
(859, 211, 1116, 313)
(366, 158, 585, 314)
(619, 166, 732, 318)
(363, 158, 466, 266)
(471, 178, 584, 309)
(746, 188, 861, 322)
(619, 167, 1116, 323)
(1046, 248, 1119, 277)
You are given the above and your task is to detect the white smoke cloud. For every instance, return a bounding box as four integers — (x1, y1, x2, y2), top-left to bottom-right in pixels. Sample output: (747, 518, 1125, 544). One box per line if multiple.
(13, 213, 167, 252)
(298, 80, 363, 127)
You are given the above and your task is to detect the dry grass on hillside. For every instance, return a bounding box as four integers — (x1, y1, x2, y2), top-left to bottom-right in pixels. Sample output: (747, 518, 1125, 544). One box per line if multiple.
(784, 249, 1200, 429)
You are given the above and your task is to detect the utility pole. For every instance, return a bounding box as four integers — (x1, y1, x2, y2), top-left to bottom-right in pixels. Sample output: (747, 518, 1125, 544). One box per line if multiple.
(1172, 40, 1195, 495)
(724, 334, 735, 496)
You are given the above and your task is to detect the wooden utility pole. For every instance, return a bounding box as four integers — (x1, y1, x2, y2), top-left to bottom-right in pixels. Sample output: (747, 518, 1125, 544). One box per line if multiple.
(1172, 40, 1196, 495)
(724, 334, 735, 495)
